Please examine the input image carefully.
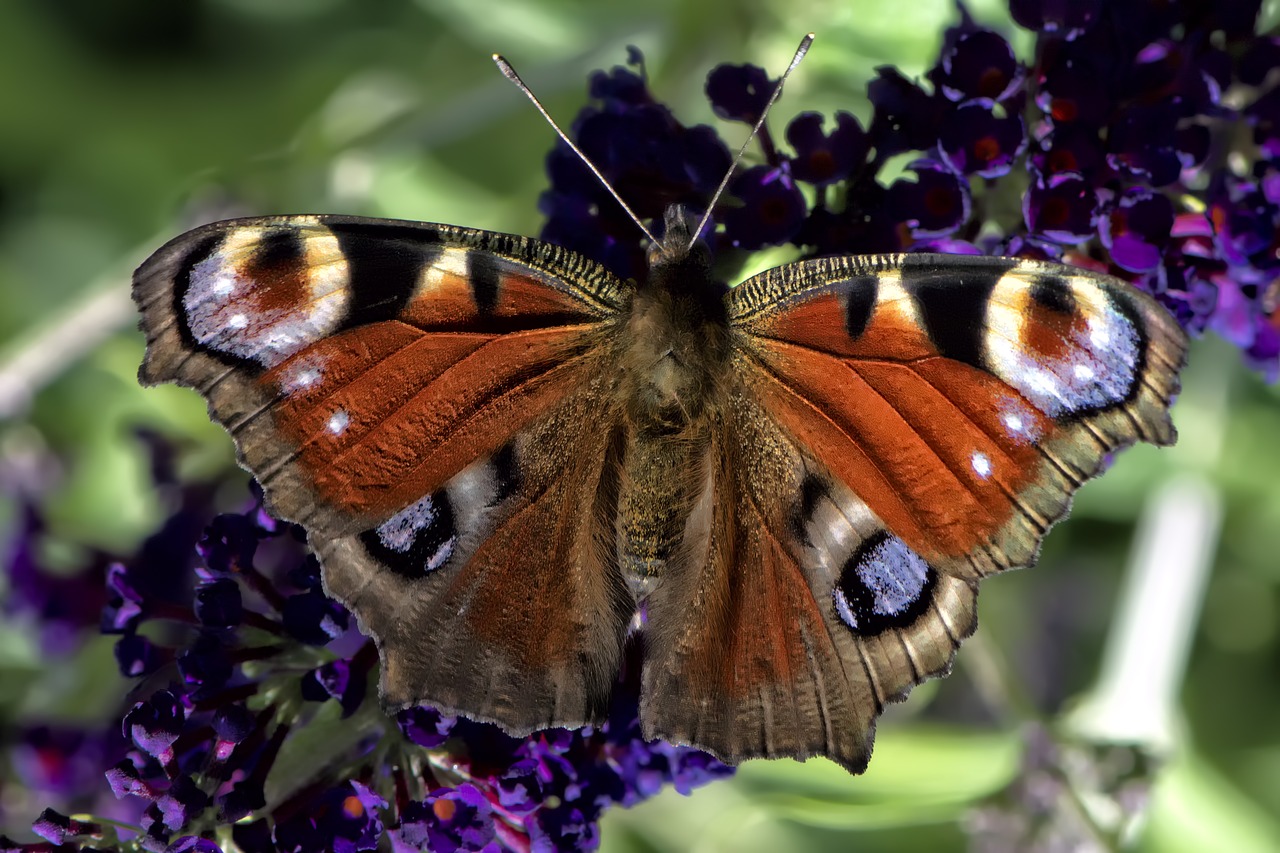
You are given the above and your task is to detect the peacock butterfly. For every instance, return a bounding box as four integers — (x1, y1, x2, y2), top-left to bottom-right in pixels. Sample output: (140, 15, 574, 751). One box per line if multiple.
(131, 39, 1187, 774)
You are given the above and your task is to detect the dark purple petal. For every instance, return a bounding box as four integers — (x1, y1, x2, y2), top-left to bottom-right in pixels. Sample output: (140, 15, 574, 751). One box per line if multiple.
(155, 775, 210, 832)
(421, 784, 499, 853)
(1107, 104, 1184, 186)
(797, 196, 904, 256)
(1025, 172, 1098, 244)
(933, 29, 1022, 103)
(939, 100, 1025, 178)
(1034, 61, 1111, 127)
(177, 633, 233, 697)
(1098, 188, 1175, 272)
(887, 158, 972, 237)
(867, 67, 947, 158)
(1031, 124, 1104, 177)
(1010, 0, 1102, 36)
(193, 579, 242, 629)
(497, 758, 543, 815)
(300, 659, 367, 717)
(31, 808, 100, 845)
(786, 111, 869, 185)
(275, 780, 385, 853)
(588, 64, 649, 107)
(286, 554, 324, 592)
(705, 63, 773, 124)
(281, 587, 349, 646)
(721, 164, 806, 250)
(396, 706, 457, 749)
(211, 703, 255, 744)
(168, 837, 222, 853)
(106, 758, 156, 800)
(196, 513, 259, 578)
(102, 561, 146, 633)
(124, 690, 185, 762)
(115, 631, 163, 677)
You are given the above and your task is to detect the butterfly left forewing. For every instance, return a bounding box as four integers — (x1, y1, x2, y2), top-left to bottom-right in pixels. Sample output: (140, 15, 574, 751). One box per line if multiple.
(134, 215, 637, 731)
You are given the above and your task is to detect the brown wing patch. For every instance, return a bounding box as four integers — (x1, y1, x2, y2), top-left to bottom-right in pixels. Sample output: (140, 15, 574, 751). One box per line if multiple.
(319, 378, 633, 733)
(261, 322, 601, 521)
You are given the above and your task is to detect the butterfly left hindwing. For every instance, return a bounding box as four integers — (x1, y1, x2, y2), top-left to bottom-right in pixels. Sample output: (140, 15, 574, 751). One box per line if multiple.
(134, 210, 1186, 773)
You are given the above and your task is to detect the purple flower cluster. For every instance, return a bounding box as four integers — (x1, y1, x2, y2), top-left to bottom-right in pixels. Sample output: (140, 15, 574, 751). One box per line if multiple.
(539, 1, 1280, 377)
(4, 479, 730, 852)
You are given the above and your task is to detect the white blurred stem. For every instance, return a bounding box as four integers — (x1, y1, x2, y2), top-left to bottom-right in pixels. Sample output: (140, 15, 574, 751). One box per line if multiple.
(0, 281, 134, 419)
(1068, 474, 1222, 752)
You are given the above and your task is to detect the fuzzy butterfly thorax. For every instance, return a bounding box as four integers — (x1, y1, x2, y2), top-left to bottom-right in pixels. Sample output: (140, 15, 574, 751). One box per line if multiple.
(622, 206, 730, 434)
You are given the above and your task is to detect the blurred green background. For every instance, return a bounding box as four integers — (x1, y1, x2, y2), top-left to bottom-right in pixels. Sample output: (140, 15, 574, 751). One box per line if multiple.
(1, 0, 1278, 850)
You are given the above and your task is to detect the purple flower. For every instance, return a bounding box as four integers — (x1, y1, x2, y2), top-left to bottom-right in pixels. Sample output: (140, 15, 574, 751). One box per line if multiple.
(193, 579, 242, 628)
(30, 808, 102, 846)
(1025, 171, 1098, 244)
(301, 650, 371, 717)
(539, 50, 732, 279)
(786, 111, 869, 185)
(888, 158, 972, 239)
(705, 62, 774, 125)
(867, 67, 948, 159)
(1097, 188, 1175, 272)
(939, 99, 1026, 178)
(414, 785, 499, 853)
(124, 690, 185, 765)
(396, 706, 456, 749)
(721, 164, 806, 249)
(932, 28, 1023, 103)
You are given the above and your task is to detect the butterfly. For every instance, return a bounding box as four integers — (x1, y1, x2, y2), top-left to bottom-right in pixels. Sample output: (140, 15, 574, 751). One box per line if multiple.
(132, 48, 1187, 775)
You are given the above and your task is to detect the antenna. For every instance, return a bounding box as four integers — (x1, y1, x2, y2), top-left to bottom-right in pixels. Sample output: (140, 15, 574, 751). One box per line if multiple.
(494, 33, 815, 253)
(493, 53, 659, 247)
(688, 33, 814, 252)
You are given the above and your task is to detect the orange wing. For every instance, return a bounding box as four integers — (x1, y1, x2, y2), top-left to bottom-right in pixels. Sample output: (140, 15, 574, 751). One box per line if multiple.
(642, 254, 1186, 772)
(134, 216, 634, 731)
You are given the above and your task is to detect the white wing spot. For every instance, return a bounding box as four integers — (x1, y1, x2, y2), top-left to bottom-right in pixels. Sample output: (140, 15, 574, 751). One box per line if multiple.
(212, 276, 235, 296)
(971, 451, 992, 479)
(1089, 317, 1112, 348)
(1074, 363, 1096, 381)
(326, 409, 350, 436)
(228, 313, 249, 330)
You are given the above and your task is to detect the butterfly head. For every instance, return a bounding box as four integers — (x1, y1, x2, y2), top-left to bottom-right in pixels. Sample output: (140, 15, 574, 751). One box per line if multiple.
(648, 205, 709, 271)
